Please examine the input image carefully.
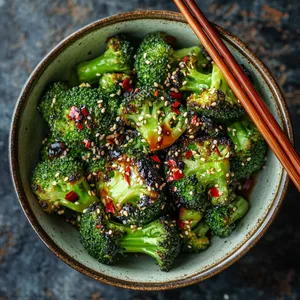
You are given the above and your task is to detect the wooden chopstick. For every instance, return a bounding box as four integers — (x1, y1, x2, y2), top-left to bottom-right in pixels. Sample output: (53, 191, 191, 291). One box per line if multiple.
(174, 0, 300, 191)
(185, 0, 300, 174)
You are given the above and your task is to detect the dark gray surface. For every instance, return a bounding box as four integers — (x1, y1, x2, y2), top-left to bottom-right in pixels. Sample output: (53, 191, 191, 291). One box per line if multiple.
(1, 0, 299, 299)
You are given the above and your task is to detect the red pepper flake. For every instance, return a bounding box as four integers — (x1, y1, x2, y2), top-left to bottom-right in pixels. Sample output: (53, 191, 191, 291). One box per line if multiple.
(191, 115, 198, 125)
(170, 92, 183, 100)
(107, 138, 115, 145)
(171, 101, 181, 115)
(65, 191, 79, 202)
(185, 150, 193, 159)
(214, 147, 222, 157)
(95, 224, 101, 229)
(151, 155, 161, 163)
(133, 88, 139, 94)
(177, 220, 185, 230)
(76, 123, 84, 131)
(81, 107, 89, 117)
(122, 78, 133, 92)
(167, 159, 177, 166)
(66, 114, 72, 120)
(84, 139, 91, 149)
(173, 169, 184, 181)
(182, 56, 189, 63)
(154, 90, 159, 97)
(209, 187, 220, 198)
(105, 201, 115, 214)
(124, 165, 131, 186)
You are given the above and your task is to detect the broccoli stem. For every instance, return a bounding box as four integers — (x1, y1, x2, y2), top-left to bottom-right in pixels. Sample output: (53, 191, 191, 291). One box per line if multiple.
(193, 221, 210, 237)
(181, 68, 211, 93)
(230, 196, 249, 223)
(173, 46, 202, 61)
(228, 122, 251, 151)
(119, 225, 163, 261)
(211, 63, 239, 105)
(59, 181, 98, 212)
(77, 48, 129, 84)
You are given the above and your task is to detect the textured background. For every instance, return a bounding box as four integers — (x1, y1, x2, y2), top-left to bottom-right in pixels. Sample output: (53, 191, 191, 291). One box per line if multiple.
(1, 0, 299, 299)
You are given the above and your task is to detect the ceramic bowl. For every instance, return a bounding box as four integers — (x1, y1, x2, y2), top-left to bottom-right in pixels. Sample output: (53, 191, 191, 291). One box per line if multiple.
(10, 10, 292, 290)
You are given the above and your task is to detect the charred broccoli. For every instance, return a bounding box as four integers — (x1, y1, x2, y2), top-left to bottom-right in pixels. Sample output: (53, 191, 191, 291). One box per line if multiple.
(204, 196, 249, 237)
(76, 35, 134, 84)
(120, 88, 188, 151)
(87, 152, 167, 225)
(227, 118, 267, 180)
(80, 203, 181, 271)
(31, 156, 98, 214)
(170, 55, 212, 92)
(166, 136, 233, 208)
(187, 63, 245, 121)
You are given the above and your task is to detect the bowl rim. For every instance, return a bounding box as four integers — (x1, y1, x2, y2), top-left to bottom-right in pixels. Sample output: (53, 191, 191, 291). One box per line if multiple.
(9, 10, 292, 290)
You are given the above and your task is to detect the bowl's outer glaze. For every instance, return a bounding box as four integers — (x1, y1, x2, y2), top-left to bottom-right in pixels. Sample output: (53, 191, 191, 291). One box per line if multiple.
(10, 11, 292, 290)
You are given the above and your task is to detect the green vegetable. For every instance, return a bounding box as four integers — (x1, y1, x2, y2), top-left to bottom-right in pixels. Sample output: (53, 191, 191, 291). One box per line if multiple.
(120, 87, 188, 151)
(187, 63, 245, 121)
(204, 196, 249, 237)
(80, 203, 181, 271)
(166, 136, 233, 208)
(86, 152, 167, 225)
(31, 156, 98, 214)
(227, 118, 267, 180)
(135, 32, 173, 86)
(76, 35, 134, 84)
(170, 55, 212, 92)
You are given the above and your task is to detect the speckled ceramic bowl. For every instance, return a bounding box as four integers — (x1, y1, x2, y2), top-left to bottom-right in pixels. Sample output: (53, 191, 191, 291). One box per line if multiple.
(10, 10, 292, 290)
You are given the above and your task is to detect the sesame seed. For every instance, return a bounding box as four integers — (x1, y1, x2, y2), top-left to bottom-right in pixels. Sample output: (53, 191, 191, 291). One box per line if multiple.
(158, 136, 162, 142)
(247, 157, 252, 161)
(143, 53, 147, 59)
(64, 177, 69, 182)
(160, 96, 164, 100)
(182, 81, 187, 86)
(145, 60, 151, 65)
(110, 94, 115, 97)
(108, 230, 112, 235)
(154, 82, 159, 87)
(101, 108, 106, 113)
(55, 172, 60, 178)
(146, 114, 152, 118)
(211, 102, 217, 106)
(185, 231, 189, 236)
(52, 181, 57, 186)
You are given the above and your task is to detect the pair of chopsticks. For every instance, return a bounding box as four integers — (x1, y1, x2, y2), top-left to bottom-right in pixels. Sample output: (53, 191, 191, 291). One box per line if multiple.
(174, 0, 300, 191)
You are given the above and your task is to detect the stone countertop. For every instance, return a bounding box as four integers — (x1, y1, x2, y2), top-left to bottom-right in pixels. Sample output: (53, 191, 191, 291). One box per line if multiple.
(0, 0, 299, 299)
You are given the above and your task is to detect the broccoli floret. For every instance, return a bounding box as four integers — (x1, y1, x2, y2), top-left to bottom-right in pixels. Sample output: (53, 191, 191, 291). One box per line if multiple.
(40, 136, 69, 161)
(120, 88, 188, 151)
(171, 46, 211, 72)
(80, 203, 181, 271)
(76, 35, 134, 84)
(99, 73, 131, 96)
(38, 82, 68, 124)
(186, 114, 225, 138)
(179, 207, 204, 228)
(170, 55, 212, 92)
(87, 152, 167, 225)
(204, 196, 249, 237)
(31, 156, 98, 214)
(187, 63, 245, 121)
(166, 136, 233, 208)
(118, 129, 149, 156)
(227, 118, 267, 180)
(135, 32, 173, 86)
(179, 220, 210, 253)
(39, 85, 121, 150)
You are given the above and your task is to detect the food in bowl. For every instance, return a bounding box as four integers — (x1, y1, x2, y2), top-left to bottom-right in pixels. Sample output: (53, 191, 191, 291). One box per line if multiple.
(30, 32, 267, 272)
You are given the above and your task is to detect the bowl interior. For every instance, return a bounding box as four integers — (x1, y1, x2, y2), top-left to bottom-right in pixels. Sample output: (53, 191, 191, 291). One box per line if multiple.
(13, 14, 289, 287)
